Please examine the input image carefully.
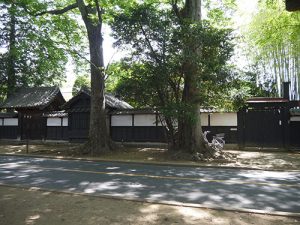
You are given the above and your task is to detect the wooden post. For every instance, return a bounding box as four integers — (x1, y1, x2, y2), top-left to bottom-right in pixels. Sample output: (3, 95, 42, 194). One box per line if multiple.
(25, 114, 30, 154)
(237, 108, 245, 149)
(283, 106, 290, 150)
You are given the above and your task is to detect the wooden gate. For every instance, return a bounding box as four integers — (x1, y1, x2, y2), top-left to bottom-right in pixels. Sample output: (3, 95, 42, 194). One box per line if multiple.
(21, 113, 46, 140)
(239, 108, 285, 148)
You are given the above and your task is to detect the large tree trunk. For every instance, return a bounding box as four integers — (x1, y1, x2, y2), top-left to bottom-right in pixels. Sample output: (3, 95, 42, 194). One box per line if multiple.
(179, 0, 207, 154)
(77, 0, 111, 154)
(7, 3, 17, 99)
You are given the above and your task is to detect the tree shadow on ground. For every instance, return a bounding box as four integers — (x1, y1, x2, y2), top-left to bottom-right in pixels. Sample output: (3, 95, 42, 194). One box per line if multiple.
(0, 186, 299, 225)
(1, 156, 300, 214)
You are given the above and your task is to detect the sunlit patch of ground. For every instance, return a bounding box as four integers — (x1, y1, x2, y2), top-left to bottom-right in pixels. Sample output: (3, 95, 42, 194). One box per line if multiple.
(0, 186, 299, 225)
(0, 143, 300, 170)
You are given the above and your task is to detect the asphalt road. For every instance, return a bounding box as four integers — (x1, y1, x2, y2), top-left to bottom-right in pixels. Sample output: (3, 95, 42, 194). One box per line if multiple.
(0, 155, 300, 214)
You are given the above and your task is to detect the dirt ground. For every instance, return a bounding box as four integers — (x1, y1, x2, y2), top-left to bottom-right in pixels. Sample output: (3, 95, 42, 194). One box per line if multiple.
(1, 144, 300, 224)
(0, 186, 299, 225)
(0, 143, 300, 170)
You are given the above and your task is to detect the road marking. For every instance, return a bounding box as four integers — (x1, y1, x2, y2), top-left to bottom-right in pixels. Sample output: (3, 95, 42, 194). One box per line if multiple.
(2, 164, 300, 188)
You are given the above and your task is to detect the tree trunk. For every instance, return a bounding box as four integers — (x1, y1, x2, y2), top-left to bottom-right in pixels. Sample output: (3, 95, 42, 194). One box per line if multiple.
(77, 0, 111, 154)
(179, 0, 207, 154)
(7, 3, 17, 99)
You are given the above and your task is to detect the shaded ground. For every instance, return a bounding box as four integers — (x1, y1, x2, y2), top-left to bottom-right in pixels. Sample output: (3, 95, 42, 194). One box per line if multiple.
(0, 143, 300, 170)
(0, 186, 299, 225)
(2, 155, 300, 214)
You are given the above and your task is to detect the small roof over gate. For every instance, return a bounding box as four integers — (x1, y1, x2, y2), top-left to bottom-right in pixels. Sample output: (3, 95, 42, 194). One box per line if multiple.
(0, 86, 66, 111)
(246, 97, 289, 104)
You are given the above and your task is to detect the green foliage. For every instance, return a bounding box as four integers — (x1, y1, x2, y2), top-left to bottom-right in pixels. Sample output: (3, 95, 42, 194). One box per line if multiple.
(224, 70, 277, 110)
(245, 0, 300, 99)
(72, 74, 90, 96)
(204, 0, 237, 27)
(0, 0, 86, 98)
(110, 3, 235, 117)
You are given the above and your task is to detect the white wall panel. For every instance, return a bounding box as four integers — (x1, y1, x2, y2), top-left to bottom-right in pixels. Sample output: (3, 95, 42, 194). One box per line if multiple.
(3, 118, 18, 126)
(47, 118, 61, 126)
(111, 115, 132, 126)
(134, 114, 156, 126)
(210, 113, 237, 126)
(291, 116, 300, 122)
(200, 113, 209, 126)
(62, 117, 68, 126)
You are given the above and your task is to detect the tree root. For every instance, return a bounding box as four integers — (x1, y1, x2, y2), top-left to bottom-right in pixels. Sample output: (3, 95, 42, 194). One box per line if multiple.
(171, 144, 236, 162)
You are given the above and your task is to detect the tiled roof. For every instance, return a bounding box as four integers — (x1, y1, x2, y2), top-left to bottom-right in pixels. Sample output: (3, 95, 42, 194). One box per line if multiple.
(63, 89, 133, 110)
(105, 93, 133, 109)
(0, 86, 65, 110)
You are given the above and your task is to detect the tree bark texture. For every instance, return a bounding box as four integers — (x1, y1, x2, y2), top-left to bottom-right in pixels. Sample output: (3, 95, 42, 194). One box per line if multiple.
(77, 0, 110, 154)
(7, 3, 17, 99)
(35, 0, 111, 154)
(179, 0, 207, 154)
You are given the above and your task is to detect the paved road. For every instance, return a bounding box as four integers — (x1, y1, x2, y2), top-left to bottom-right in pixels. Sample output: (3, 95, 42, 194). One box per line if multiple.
(0, 155, 300, 214)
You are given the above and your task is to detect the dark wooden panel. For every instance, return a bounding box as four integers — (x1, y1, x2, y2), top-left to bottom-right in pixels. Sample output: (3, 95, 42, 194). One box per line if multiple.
(263, 109, 284, 147)
(21, 113, 46, 140)
(68, 112, 90, 142)
(244, 110, 263, 146)
(46, 127, 68, 140)
(242, 109, 284, 148)
(111, 127, 134, 142)
(0, 126, 18, 139)
(70, 112, 89, 130)
(290, 122, 300, 147)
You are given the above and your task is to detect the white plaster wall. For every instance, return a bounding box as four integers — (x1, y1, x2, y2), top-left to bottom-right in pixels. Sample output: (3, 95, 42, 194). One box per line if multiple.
(62, 117, 68, 126)
(111, 115, 132, 126)
(210, 113, 237, 126)
(200, 113, 209, 126)
(291, 116, 300, 122)
(3, 118, 18, 126)
(47, 118, 61, 126)
(134, 114, 156, 126)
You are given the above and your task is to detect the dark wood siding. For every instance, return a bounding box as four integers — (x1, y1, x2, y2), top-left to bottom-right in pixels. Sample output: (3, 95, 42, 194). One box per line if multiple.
(0, 126, 18, 139)
(20, 112, 47, 140)
(68, 112, 89, 142)
(290, 121, 300, 148)
(238, 107, 287, 148)
(46, 127, 68, 140)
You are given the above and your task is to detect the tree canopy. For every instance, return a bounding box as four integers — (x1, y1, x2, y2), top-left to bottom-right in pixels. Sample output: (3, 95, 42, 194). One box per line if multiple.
(0, 0, 85, 100)
(244, 0, 300, 99)
(110, 1, 235, 156)
(72, 74, 90, 96)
